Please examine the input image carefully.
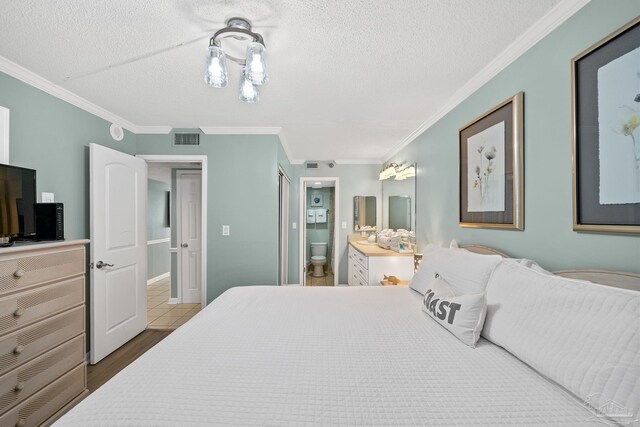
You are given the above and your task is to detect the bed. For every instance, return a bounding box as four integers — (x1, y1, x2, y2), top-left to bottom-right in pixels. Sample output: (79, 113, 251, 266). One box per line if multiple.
(54, 245, 639, 426)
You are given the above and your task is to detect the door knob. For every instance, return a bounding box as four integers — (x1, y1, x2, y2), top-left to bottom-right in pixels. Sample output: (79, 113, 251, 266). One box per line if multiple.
(96, 261, 114, 269)
(181, 243, 188, 248)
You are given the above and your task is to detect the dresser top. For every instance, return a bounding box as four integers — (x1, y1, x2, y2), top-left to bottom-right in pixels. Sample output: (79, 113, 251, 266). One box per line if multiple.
(0, 239, 89, 255)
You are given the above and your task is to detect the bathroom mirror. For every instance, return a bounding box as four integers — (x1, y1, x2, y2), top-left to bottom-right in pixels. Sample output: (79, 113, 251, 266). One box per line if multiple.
(353, 196, 376, 230)
(382, 163, 416, 231)
(389, 196, 411, 230)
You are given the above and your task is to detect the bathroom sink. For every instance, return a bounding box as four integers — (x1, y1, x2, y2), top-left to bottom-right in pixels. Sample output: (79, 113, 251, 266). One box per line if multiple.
(355, 240, 378, 246)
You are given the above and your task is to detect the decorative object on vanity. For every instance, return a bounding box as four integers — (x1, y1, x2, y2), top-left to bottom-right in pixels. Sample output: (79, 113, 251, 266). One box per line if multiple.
(204, 17, 268, 103)
(572, 17, 640, 234)
(459, 92, 524, 230)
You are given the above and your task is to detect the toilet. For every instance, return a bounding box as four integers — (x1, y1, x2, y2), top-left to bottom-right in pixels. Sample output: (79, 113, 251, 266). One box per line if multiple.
(310, 242, 328, 277)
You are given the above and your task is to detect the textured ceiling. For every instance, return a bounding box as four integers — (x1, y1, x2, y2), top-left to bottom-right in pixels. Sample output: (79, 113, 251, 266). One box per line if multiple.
(0, 0, 564, 163)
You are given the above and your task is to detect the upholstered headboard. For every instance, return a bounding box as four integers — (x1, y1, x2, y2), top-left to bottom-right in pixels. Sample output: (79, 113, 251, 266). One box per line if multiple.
(459, 244, 509, 258)
(460, 244, 639, 292)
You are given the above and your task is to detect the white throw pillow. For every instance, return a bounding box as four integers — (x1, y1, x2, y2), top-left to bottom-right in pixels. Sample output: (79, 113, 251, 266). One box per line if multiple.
(413, 244, 502, 295)
(421, 276, 487, 348)
(483, 261, 640, 422)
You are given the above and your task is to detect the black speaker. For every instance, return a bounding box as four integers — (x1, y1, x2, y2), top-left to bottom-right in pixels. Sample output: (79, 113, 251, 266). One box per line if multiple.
(35, 203, 64, 241)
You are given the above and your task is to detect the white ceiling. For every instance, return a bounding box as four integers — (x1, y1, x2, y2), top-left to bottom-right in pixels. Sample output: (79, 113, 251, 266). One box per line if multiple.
(0, 0, 581, 163)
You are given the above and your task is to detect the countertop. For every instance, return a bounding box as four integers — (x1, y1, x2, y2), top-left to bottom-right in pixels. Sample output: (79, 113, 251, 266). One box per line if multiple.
(348, 235, 414, 257)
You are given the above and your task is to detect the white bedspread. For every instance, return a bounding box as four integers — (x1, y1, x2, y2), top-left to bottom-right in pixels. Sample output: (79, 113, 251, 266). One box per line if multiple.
(57, 286, 602, 426)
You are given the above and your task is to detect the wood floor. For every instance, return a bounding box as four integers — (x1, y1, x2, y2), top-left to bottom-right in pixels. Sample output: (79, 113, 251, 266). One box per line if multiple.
(87, 329, 172, 393)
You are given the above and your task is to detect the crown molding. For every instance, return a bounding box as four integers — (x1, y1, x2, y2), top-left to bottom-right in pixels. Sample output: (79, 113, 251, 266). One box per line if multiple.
(333, 158, 382, 165)
(382, 0, 591, 162)
(199, 126, 281, 135)
(0, 54, 140, 133)
(136, 126, 173, 134)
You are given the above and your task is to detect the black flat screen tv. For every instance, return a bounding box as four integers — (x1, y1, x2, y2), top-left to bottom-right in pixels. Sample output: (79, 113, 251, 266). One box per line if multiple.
(0, 164, 37, 239)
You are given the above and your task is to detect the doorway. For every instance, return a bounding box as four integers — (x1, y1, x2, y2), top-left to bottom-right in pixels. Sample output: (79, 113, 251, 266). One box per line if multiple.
(278, 168, 290, 285)
(138, 155, 208, 328)
(298, 177, 339, 286)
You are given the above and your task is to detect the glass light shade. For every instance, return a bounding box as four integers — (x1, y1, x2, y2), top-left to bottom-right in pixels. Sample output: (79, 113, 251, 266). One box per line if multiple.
(245, 42, 268, 85)
(239, 68, 259, 103)
(204, 45, 228, 88)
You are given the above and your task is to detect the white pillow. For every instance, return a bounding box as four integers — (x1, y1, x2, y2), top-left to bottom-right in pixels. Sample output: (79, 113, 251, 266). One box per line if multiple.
(483, 261, 640, 422)
(414, 244, 502, 295)
(422, 276, 487, 348)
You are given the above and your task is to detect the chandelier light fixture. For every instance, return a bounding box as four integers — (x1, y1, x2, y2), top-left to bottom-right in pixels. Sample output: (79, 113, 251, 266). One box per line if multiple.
(204, 17, 268, 103)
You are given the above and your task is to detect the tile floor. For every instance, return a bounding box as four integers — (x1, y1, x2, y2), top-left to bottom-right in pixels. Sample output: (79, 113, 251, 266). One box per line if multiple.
(147, 278, 201, 330)
(306, 265, 335, 286)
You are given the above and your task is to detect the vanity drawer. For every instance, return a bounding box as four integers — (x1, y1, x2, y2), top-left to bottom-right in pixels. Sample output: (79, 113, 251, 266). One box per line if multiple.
(0, 335, 84, 413)
(0, 363, 85, 427)
(350, 247, 367, 270)
(0, 248, 85, 297)
(0, 277, 84, 336)
(349, 272, 367, 286)
(0, 307, 84, 377)
(351, 260, 368, 283)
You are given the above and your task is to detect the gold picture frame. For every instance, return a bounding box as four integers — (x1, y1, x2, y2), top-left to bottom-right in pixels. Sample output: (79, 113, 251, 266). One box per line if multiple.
(572, 17, 640, 234)
(459, 92, 524, 230)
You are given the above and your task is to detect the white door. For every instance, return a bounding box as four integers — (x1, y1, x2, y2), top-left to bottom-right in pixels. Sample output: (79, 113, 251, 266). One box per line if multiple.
(279, 170, 289, 285)
(90, 143, 147, 364)
(178, 171, 202, 304)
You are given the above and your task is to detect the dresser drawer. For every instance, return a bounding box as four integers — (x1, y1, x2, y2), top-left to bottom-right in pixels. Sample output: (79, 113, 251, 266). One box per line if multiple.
(0, 335, 84, 413)
(0, 278, 84, 336)
(0, 248, 85, 296)
(0, 363, 85, 427)
(0, 307, 84, 377)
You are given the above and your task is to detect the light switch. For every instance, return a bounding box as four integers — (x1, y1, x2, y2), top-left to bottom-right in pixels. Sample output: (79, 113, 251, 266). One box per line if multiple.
(292, 222, 297, 229)
(341, 221, 347, 229)
(42, 192, 54, 203)
(222, 225, 230, 236)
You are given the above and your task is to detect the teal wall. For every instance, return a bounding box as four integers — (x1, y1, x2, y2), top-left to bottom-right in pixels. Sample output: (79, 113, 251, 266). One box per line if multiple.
(288, 163, 382, 283)
(390, 0, 640, 273)
(147, 179, 170, 280)
(137, 131, 283, 301)
(0, 72, 137, 239)
(0, 70, 138, 352)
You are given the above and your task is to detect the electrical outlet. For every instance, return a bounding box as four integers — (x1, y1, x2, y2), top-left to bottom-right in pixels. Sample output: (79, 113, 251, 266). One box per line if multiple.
(292, 222, 297, 229)
(222, 225, 230, 236)
(341, 221, 347, 229)
(42, 192, 54, 203)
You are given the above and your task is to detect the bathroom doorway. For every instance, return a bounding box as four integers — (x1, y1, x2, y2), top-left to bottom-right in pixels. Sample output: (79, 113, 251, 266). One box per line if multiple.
(298, 177, 340, 286)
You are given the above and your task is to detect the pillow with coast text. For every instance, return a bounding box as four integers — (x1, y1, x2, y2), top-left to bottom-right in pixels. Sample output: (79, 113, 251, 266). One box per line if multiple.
(421, 276, 487, 348)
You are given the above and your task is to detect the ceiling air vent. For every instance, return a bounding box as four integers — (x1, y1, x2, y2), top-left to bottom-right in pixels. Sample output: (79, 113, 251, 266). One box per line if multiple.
(174, 133, 200, 146)
(305, 161, 319, 169)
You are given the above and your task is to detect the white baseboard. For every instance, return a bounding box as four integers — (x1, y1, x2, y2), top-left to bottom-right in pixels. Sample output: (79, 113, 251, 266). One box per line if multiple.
(167, 298, 180, 305)
(147, 272, 170, 286)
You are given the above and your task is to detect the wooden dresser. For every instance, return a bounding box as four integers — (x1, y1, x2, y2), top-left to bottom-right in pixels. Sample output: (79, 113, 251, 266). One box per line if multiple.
(0, 240, 89, 427)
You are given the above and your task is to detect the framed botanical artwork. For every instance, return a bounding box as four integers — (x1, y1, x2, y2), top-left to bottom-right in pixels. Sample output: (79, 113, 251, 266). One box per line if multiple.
(459, 92, 524, 230)
(572, 17, 640, 234)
